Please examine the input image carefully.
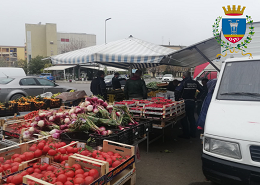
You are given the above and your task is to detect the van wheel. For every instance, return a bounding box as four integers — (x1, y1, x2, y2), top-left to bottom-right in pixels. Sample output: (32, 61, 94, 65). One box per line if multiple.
(10, 94, 24, 100)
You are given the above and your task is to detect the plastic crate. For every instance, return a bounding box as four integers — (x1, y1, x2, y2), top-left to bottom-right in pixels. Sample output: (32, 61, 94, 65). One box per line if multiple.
(117, 128, 133, 144)
(0, 103, 17, 117)
(89, 132, 118, 147)
(140, 121, 153, 135)
(60, 131, 91, 143)
(63, 98, 84, 107)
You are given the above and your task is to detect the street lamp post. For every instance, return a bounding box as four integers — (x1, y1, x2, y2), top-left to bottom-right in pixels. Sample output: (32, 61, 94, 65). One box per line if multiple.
(105, 18, 111, 44)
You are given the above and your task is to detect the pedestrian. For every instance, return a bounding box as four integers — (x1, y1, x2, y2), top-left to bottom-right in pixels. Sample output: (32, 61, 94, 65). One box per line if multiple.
(124, 70, 147, 100)
(167, 79, 179, 92)
(175, 71, 203, 139)
(197, 79, 217, 130)
(196, 78, 209, 116)
(90, 70, 107, 100)
(112, 72, 124, 90)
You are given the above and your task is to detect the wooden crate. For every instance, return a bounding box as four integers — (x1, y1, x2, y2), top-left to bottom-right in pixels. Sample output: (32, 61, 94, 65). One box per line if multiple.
(102, 140, 136, 185)
(23, 155, 108, 185)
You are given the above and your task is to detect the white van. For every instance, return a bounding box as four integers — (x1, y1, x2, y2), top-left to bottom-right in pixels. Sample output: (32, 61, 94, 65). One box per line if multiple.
(202, 56, 260, 184)
(0, 67, 26, 77)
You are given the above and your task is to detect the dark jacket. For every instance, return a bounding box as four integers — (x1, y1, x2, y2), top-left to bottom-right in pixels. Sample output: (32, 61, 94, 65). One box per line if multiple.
(90, 77, 107, 100)
(124, 76, 147, 99)
(197, 79, 217, 129)
(167, 81, 177, 91)
(197, 85, 208, 101)
(112, 77, 121, 89)
(175, 77, 202, 101)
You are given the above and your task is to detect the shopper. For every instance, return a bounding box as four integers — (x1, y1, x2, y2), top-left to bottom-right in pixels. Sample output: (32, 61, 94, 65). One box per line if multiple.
(90, 70, 107, 100)
(197, 79, 217, 130)
(112, 72, 125, 89)
(196, 78, 209, 116)
(175, 71, 203, 139)
(167, 79, 179, 91)
(124, 70, 147, 100)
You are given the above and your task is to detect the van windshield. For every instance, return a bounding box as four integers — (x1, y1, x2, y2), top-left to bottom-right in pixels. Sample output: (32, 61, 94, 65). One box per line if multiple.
(217, 60, 260, 101)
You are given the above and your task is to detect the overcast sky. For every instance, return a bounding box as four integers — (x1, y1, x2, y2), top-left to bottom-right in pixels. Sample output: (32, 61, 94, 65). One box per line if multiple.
(0, 0, 259, 47)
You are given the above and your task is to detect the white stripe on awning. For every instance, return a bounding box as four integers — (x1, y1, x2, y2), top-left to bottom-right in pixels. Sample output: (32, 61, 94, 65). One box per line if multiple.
(51, 36, 174, 69)
(44, 65, 75, 71)
(80, 66, 127, 72)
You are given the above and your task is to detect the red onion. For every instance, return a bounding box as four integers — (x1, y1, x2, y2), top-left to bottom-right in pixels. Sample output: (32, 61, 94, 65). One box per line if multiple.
(85, 101, 91, 106)
(97, 99, 104, 104)
(39, 113, 46, 119)
(92, 96, 98, 102)
(102, 102, 108, 108)
(86, 96, 92, 102)
(34, 116, 40, 122)
(64, 118, 70, 124)
(75, 108, 82, 114)
(99, 126, 106, 131)
(38, 120, 45, 127)
(87, 105, 93, 112)
(107, 130, 113, 135)
(71, 113, 77, 119)
(93, 108, 99, 113)
(49, 116, 54, 122)
(116, 112, 121, 117)
(101, 131, 108, 136)
(69, 108, 75, 115)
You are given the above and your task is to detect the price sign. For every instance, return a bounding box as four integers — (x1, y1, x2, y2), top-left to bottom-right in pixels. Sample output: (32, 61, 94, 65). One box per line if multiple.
(41, 157, 50, 164)
(77, 142, 86, 148)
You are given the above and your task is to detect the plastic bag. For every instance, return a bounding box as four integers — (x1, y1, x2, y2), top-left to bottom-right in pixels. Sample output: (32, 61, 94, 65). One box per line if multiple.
(39, 92, 53, 98)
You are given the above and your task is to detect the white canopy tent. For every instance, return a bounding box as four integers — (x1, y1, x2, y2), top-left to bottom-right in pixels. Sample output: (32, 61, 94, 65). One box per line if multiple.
(50, 36, 175, 69)
(43, 65, 75, 71)
(80, 66, 127, 72)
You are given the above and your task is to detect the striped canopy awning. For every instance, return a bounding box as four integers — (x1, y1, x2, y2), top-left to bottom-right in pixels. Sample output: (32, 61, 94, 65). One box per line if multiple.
(51, 36, 175, 69)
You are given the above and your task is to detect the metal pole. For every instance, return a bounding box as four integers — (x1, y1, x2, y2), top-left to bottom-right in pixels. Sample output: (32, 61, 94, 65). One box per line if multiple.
(105, 18, 111, 44)
(194, 46, 220, 72)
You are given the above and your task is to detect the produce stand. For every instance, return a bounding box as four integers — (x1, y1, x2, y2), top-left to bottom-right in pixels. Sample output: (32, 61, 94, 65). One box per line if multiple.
(107, 89, 125, 103)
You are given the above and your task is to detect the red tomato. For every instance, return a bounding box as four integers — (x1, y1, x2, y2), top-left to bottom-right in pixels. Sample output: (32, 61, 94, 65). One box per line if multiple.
(75, 174, 84, 178)
(85, 176, 94, 185)
(74, 177, 84, 184)
(0, 157, 4, 162)
(6, 176, 13, 183)
(54, 169, 64, 176)
(107, 151, 114, 156)
(54, 182, 63, 185)
(26, 167, 34, 174)
(25, 152, 34, 160)
(44, 171, 55, 179)
(29, 146, 37, 152)
(4, 160, 11, 164)
(125, 155, 130, 159)
(13, 157, 22, 163)
(75, 169, 84, 175)
(20, 171, 28, 176)
(121, 159, 126, 163)
(65, 170, 74, 178)
(11, 166, 18, 173)
(43, 146, 51, 154)
(46, 165, 55, 171)
(11, 154, 20, 159)
(67, 177, 73, 181)
(112, 161, 121, 168)
(60, 142, 66, 147)
(39, 163, 49, 171)
(59, 148, 66, 154)
(37, 142, 45, 150)
(106, 158, 112, 166)
(73, 147, 78, 153)
(72, 164, 81, 170)
(34, 149, 43, 158)
(111, 156, 117, 161)
(54, 153, 61, 162)
(83, 172, 89, 177)
(34, 168, 41, 173)
(3, 164, 11, 170)
(114, 153, 120, 156)
(61, 161, 66, 165)
(57, 174, 67, 183)
(81, 150, 89, 156)
(109, 168, 114, 171)
(64, 181, 73, 185)
(92, 150, 98, 158)
(11, 162, 20, 167)
(33, 163, 41, 169)
(88, 169, 99, 179)
(61, 155, 68, 161)
(66, 146, 74, 154)
(48, 149, 57, 156)
(19, 154, 26, 161)
(11, 174, 23, 185)
(48, 177, 57, 184)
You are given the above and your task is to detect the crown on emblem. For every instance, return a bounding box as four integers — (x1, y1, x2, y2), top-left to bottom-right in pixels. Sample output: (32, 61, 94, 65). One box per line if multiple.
(222, 5, 246, 16)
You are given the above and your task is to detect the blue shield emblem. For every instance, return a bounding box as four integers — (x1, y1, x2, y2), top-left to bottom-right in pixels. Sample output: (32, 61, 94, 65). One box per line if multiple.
(222, 18, 246, 43)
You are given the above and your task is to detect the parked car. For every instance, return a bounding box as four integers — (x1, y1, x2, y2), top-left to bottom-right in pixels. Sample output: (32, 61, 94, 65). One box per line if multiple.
(39, 73, 55, 82)
(156, 75, 163, 80)
(162, 74, 174, 82)
(0, 76, 76, 102)
(104, 75, 127, 87)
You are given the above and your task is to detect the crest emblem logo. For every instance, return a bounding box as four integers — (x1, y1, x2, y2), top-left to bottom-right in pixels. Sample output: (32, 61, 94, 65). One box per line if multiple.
(213, 5, 254, 58)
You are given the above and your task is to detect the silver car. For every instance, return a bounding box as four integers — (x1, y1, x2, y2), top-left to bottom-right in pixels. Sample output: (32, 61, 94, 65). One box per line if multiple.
(0, 76, 77, 102)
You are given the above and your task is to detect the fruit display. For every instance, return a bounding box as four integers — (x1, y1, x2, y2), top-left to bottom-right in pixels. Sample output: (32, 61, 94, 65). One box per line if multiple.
(146, 81, 159, 89)
(147, 89, 167, 97)
(51, 92, 61, 98)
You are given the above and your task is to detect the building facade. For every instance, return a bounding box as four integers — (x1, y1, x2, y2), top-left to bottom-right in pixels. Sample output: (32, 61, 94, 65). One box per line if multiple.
(0, 46, 25, 62)
(25, 23, 96, 62)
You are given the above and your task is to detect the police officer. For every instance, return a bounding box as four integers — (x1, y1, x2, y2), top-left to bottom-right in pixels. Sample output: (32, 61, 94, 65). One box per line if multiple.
(175, 71, 203, 139)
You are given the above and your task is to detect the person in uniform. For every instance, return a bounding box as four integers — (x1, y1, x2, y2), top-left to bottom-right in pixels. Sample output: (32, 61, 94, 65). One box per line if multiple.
(175, 71, 203, 139)
(196, 78, 209, 116)
(90, 70, 107, 100)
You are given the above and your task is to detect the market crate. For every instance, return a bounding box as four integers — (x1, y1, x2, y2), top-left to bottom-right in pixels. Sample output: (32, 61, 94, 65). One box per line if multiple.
(60, 131, 91, 143)
(129, 105, 144, 118)
(89, 132, 119, 147)
(140, 120, 153, 135)
(48, 98, 62, 108)
(0, 103, 18, 117)
(114, 100, 136, 109)
(62, 97, 85, 107)
(102, 140, 136, 185)
(108, 94, 115, 103)
(117, 128, 133, 145)
(23, 154, 108, 185)
(16, 103, 32, 112)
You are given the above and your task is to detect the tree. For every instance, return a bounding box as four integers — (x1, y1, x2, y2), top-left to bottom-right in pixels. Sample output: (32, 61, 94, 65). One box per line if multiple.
(149, 67, 157, 77)
(59, 39, 87, 54)
(28, 56, 51, 75)
(104, 66, 108, 75)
